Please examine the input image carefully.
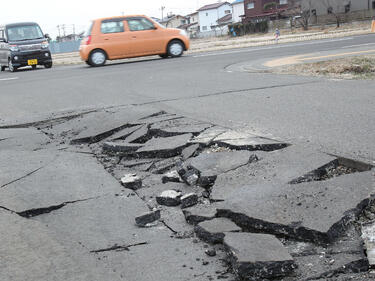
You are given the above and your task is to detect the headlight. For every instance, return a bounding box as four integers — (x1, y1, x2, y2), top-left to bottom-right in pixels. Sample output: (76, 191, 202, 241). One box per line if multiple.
(41, 41, 49, 49)
(9, 45, 19, 52)
(179, 29, 188, 37)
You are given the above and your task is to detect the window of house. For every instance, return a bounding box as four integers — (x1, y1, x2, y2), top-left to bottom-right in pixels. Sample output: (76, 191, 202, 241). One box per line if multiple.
(312, 9, 317, 16)
(225, 10, 231, 14)
(101, 20, 124, 34)
(247, 2, 254, 9)
(280, 0, 287, 4)
(126, 17, 155, 31)
(373, 1, 375, 9)
(327, 6, 333, 14)
(202, 26, 207, 30)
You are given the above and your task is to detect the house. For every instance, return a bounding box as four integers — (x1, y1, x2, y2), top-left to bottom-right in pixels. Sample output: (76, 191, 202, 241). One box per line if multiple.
(243, 0, 289, 22)
(159, 14, 187, 29)
(197, 2, 232, 32)
(180, 12, 200, 37)
(299, 0, 373, 16)
(232, 0, 245, 23)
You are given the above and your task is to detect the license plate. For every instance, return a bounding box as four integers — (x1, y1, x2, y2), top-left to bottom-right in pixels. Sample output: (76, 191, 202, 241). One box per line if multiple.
(28, 59, 38, 65)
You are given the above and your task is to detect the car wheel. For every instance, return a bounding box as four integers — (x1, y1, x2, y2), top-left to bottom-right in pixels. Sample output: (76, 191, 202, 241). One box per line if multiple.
(8, 59, 17, 72)
(32, 65, 37, 70)
(88, 50, 106, 67)
(85, 60, 92, 66)
(44, 62, 53, 69)
(167, 40, 184, 58)
(159, 54, 169, 59)
(0, 64, 5, 71)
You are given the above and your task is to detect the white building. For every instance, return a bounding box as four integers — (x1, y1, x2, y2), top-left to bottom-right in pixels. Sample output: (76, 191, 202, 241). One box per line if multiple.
(231, 0, 245, 23)
(197, 2, 233, 32)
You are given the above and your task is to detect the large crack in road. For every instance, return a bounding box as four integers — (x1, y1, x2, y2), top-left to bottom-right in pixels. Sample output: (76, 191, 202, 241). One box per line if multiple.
(0, 106, 374, 281)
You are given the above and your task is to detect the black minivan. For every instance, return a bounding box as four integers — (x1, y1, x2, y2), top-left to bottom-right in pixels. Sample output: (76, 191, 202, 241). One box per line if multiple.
(0, 22, 52, 72)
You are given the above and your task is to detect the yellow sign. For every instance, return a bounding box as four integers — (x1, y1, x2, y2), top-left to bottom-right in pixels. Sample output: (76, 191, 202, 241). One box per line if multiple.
(27, 59, 38, 65)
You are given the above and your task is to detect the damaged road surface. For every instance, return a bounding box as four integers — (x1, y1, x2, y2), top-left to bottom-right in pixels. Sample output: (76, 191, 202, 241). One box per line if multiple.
(0, 107, 374, 281)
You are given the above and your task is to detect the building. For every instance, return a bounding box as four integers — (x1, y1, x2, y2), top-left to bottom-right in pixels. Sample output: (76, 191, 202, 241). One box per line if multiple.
(181, 12, 200, 37)
(159, 14, 187, 29)
(299, 0, 374, 16)
(232, 0, 245, 23)
(243, 0, 289, 22)
(197, 2, 232, 32)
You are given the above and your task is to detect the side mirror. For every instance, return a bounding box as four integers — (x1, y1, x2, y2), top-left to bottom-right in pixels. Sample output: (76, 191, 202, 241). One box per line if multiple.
(0, 38, 6, 43)
(45, 34, 50, 39)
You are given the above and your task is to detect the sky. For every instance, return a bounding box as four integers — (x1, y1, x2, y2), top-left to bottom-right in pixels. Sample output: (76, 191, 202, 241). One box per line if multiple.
(0, 0, 219, 39)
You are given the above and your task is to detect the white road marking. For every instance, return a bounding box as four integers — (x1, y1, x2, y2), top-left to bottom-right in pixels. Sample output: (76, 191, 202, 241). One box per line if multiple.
(341, 43, 375, 49)
(193, 37, 354, 58)
(0, 77, 19, 81)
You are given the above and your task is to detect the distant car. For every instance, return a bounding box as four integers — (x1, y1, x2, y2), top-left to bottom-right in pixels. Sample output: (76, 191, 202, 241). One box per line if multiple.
(79, 15, 190, 67)
(0, 22, 52, 72)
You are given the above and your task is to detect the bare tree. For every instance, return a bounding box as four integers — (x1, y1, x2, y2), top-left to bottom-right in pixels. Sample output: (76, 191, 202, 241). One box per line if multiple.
(283, 0, 313, 31)
(323, 0, 349, 28)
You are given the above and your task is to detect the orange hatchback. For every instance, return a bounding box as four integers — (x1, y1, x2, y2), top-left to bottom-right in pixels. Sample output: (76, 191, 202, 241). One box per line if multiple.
(80, 15, 190, 66)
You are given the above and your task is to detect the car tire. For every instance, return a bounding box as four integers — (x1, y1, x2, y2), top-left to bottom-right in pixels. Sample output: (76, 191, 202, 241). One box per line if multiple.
(159, 54, 169, 59)
(167, 40, 184, 58)
(85, 60, 92, 66)
(32, 65, 37, 70)
(44, 62, 53, 69)
(88, 49, 106, 67)
(0, 65, 5, 71)
(8, 59, 17, 72)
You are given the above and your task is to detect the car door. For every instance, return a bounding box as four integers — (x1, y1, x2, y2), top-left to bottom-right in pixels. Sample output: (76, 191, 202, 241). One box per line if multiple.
(124, 17, 165, 56)
(0, 29, 8, 65)
(98, 18, 128, 59)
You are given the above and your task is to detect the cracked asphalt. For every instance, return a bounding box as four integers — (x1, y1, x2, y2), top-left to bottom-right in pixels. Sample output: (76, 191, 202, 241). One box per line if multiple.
(0, 33, 375, 281)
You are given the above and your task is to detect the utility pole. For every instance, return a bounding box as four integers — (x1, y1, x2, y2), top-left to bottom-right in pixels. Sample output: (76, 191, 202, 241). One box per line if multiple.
(161, 6, 165, 20)
(57, 25, 61, 38)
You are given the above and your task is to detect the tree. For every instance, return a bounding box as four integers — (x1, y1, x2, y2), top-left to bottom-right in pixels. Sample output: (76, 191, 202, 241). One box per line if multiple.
(282, 0, 313, 31)
(323, 0, 349, 28)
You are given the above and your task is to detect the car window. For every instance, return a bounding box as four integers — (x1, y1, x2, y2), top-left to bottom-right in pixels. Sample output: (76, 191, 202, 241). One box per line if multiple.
(126, 18, 155, 31)
(6, 24, 44, 41)
(101, 20, 124, 34)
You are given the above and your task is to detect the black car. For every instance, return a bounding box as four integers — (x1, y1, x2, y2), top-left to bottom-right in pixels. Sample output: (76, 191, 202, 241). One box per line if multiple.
(0, 22, 52, 72)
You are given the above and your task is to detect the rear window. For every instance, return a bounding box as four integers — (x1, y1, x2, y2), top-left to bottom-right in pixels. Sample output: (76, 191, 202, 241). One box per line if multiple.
(101, 20, 124, 34)
(7, 24, 44, 41)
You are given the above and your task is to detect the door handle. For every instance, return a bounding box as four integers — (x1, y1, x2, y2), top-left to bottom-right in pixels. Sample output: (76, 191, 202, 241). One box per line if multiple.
(104, 38, 109, 41)
(132, 36, 137, 39)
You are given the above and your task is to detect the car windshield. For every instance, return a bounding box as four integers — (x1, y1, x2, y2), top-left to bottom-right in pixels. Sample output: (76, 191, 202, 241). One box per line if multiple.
(7, 24, 44, 41)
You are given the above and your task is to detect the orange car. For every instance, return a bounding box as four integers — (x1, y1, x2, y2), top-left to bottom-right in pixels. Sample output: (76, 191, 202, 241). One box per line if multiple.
(79, 15, 190, 66)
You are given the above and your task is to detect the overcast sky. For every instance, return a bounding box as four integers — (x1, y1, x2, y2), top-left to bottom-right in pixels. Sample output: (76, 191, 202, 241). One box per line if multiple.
(0, 0, 218, 38)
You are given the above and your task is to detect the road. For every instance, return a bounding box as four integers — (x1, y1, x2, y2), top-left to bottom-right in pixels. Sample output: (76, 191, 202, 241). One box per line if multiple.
(1, 33, 375, 164)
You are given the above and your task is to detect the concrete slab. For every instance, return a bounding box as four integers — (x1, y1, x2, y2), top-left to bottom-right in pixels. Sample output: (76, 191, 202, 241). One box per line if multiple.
(183, 204, 218, 225)
(195, 218, 241, 244)
(124, 124, 149, 143)
(135, 134, 193, 158)
(43, 107, 152, 144)
(102, 141, 143, 153)
(0, 209, 120, 281)
(362, 221, 375, 267)
(223, 232, 296, 280)
(211, 145, 337, 200)
(149, 117, 212, 136)
(187, 150, 256, 187)
(33, 194, 232, 281)
(0, 151, 123, 214)
(189, 126, 227, 145)
(102, 124, 143, 141)
(0, 128, 50, 151)
(217, 171, 375, 243)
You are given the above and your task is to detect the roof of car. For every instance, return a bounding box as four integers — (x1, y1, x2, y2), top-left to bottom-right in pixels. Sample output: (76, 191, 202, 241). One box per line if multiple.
(94, 15, 148, 21)
(3, 22, 39, 28)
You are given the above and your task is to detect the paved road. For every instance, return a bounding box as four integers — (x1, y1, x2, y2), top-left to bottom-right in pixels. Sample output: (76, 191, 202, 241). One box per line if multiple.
(1, 33, 375, 163)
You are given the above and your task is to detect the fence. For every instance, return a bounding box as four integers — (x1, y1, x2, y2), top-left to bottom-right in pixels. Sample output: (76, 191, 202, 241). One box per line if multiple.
(49, 40, 81, 54)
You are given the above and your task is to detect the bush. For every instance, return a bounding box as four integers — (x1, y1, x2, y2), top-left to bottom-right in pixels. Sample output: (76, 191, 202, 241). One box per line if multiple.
(228, 21, 269, 36)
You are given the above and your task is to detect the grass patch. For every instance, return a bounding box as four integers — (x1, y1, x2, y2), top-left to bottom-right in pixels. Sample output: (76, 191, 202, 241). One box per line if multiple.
(277, 55, 375, 79)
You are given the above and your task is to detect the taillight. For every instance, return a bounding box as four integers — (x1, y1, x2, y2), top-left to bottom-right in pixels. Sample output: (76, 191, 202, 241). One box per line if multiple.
(83, 35, 92, 45)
